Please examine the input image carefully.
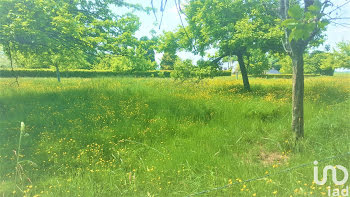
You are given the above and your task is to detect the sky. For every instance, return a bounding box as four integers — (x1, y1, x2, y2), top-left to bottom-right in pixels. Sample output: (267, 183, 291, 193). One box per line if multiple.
(118, 0, 350, 64)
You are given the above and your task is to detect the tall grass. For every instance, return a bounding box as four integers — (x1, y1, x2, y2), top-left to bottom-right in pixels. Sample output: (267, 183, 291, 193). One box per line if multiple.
(0, 76, 349, 196)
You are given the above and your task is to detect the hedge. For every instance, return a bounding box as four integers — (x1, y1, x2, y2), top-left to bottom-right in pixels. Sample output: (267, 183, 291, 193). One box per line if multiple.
(216, 71, 232, 76)
(257, 74, 320, 79)
(0, 69, 173, 78)
(0, 69, 231, 78)
(5, 69, 323, 79)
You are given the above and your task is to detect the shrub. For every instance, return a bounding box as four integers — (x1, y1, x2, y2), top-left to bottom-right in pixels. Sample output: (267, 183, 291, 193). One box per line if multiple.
(171, 59, 193, 80)
(0, 69, 172, 78)
(258, 74, 320, 79)
(0, 68, 228, 79)
(171, 59, 221, 81)
(96, 55, 157, 72)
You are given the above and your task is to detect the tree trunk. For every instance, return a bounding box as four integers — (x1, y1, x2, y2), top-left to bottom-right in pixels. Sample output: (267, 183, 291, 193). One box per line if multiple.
(55, 65, 61, 82)
(291, 49, 304, 139)
(6, 42, 19, 86)
(237, 53, 250, 91)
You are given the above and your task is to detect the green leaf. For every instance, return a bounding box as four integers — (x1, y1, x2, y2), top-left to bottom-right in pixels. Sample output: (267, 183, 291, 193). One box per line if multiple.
(288, 5, 303, 20)
(318, 19, 330, 29)
(281, 18, 298, 27)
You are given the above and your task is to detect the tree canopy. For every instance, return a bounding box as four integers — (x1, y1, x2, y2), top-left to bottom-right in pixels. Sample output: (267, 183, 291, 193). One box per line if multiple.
(178, 0, 284, 90)
(0, 0, 153, 80)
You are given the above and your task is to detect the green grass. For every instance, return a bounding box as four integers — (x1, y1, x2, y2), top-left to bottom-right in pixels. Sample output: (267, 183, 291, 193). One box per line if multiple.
(0, 76, 349, 196)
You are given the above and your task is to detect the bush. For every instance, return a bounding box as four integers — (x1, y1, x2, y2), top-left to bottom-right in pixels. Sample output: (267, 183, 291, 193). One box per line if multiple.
(258, 74, 320, 79)
(171, 59, 221, 81)
(96, 56, 133, 72)
(95, 55, 157, 72)
(319, 68, 334, 76)
(0, 68, 229, 79)
(171, 59, 193, 80)
(196, 59, 220, 78)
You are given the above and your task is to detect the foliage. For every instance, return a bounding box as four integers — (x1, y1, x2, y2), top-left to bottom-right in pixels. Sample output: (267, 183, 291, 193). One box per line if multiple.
(160, 52, 178, 70)
(259, 73, 319, 79)
(182, 0, 283, 56)
(246, 49, 270, 76)
(196, 59, 220, 78)
(139, 36, 158, 63)
(158, 31, 179, 55)
(0, 0, 93, 68)
(303, 51, 337, 75)
(277, 48, 343, 75)
(280, 0, 335, 139)
(180, 0, 283, 89)
(0, 68, 173, 78)
(334, 41, 350, 69)
(319, 52, 336, 76)
(281, 0, 329, 44)
(95, 55, 133, 72)
(171, 59, 219, 81)
(158, 31, 180, 70)
(276, 54, 293, 74)
(0, 0, 150, 73)
(171, 59, 195, 80)
(304, 51, 324, 74)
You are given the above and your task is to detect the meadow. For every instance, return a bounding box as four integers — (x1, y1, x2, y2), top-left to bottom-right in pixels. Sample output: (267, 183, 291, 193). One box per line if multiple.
(0, 75, 349, 196)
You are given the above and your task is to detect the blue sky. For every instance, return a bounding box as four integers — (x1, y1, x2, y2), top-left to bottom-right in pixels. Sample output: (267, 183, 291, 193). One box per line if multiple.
(118, 0, 350, 63)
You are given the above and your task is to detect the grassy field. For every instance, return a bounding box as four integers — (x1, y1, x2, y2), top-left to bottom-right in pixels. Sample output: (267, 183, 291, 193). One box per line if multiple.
(0, 76, 349, 196)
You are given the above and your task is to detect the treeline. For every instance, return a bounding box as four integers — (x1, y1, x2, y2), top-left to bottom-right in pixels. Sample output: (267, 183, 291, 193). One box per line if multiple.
(274, 43, 350, 76)
(0, 69, 232, 78)
(0, 0, 349, 83)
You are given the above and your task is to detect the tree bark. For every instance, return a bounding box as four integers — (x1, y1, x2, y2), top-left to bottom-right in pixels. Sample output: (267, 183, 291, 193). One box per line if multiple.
(237, 53, 250, 91)
(55, 65, 61, 82)
(291, 45, 304, 139)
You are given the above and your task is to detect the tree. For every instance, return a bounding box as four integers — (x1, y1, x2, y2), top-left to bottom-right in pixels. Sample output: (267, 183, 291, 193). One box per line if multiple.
(160, 53, 179, 70)
(246, 49, 270, 76)
(280, 44, 349, 76)
(139, 35, 158, 63)
(280, 0, 331, 139)
(0, 0, 143, 82)
(335, 41, 350, 69)
(181, 0, 283, 90)
(158, 31, 180, 70)
(0, 0, 95, 81)
(171, 58, 218, 81)
(304, 51, 322, 74)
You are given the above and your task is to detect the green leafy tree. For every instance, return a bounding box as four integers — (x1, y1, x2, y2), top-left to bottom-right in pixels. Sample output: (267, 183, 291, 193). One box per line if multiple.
(304, 42, 350, 75)
(0, 0, 143, 81)
(171, 59, 218, 81)
(246, 49, 270, 76)
(0, 0, 97, 81)
(334, 41, 350, 69)
(280, 0, 333, 139)
(303, 51, 336, 75)
(319, 53, 336, 75)
(182, 0, 283, 90)
(277, 54, 293, 73)
(171, 59, 194, 80)
(158, 31, 180, 70)
(160, 53, 179, 70)
(139, 36, 158, 63)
